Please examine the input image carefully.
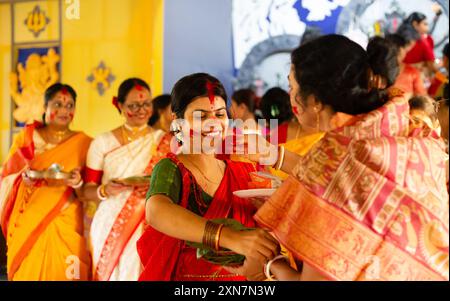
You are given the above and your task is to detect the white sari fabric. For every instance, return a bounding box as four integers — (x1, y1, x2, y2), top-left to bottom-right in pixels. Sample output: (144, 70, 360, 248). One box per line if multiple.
(87, 129, 165, 281)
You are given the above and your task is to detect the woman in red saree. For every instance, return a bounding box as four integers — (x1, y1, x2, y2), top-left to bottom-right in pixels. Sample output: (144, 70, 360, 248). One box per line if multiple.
(236, 35, 449, 281)
(0, 84, 91, 280)
(137, 73, 279, 281)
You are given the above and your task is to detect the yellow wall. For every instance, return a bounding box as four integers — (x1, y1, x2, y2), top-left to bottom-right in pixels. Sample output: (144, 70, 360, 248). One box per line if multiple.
(0, 3, 12, 164)
(0, 0, 164, 163)
(63, 0, 164, 137)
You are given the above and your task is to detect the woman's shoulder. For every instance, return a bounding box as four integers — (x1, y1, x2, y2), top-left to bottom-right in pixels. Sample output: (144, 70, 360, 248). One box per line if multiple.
(153, 157, 179, 172)
(88, 131, 119, 154)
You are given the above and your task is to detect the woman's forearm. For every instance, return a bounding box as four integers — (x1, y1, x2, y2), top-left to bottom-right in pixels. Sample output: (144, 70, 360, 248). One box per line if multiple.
(279, 150, 301, 175)
(83, 183, 101, 201)
(146, 195, 208, 243)
(270, 259, 302, 281)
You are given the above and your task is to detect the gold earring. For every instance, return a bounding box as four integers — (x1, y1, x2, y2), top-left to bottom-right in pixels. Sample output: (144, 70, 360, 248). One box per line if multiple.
(315, 107, 320, 132)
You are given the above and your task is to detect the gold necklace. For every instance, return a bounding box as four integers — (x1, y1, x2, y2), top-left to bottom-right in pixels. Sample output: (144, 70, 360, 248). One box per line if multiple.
(45, 128, 70, 144)
(187, 158, 224, 185)
(121, 125, 154, 158)
(122, 124, 148, 142)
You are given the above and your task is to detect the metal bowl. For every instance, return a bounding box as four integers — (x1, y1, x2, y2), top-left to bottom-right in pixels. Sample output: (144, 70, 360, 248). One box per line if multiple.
(44, 170, 72, 180)
(25, 169, 46, 180)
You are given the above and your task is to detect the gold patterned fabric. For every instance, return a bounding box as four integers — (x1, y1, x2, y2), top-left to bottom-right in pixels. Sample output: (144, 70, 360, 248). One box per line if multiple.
(255, 91, 449, 281)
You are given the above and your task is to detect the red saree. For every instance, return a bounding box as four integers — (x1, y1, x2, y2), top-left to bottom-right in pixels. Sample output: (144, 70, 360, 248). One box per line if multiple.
(137, 153, 256, 281)
(255, 90, 449, 281)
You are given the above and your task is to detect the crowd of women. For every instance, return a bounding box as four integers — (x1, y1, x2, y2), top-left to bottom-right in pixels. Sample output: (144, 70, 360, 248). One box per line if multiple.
(0, 12, 448, 281)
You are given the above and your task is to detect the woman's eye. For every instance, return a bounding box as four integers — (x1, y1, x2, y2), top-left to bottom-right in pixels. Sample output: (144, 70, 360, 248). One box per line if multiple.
(216, 113, 225, 118)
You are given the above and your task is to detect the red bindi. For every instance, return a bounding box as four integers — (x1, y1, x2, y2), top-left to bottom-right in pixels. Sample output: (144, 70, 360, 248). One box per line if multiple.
(61, 87, 68, 95)
(134, 83, 144, 91)
(206, 81, 217, 107)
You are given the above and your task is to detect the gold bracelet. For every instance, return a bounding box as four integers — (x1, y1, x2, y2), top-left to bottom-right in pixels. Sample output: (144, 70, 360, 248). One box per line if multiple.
(215, 224, 225, 251)
(275, 145, 285, 170)
(203, 220, 222, 250)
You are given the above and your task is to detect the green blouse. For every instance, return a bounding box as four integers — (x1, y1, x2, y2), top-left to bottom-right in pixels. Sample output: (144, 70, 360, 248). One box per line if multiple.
(147, 158, 213, 215)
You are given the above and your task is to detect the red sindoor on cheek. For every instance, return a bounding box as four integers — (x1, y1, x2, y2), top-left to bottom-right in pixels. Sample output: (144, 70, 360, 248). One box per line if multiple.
(50, 111, 57, 121)
(69, 112, 74, 120)
(292, 106, 300, 115)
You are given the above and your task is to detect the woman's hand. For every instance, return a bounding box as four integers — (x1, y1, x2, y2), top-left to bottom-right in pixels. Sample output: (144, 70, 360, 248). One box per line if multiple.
(21, 168, 37, 186)
(135, 185, 150, 199)
(224, 257, 266, 281)
(220, 228, 280, 266)
(65, 168, 82, 187)
(234, 133, 278, 166)
(104, 181, 131, 197)
(248, 196, 269, 210)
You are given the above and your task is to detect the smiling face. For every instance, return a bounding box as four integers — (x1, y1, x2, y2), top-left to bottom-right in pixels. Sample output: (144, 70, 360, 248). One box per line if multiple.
(183, 96, 229, 140)
(119, 87, 153, 127)
(44, 91, 76, 127)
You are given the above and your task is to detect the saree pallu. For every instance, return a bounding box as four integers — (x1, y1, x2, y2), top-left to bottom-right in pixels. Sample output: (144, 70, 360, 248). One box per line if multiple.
(90, 131, 171, 281)
(137, 154, 257, 281)
(0, 124, 92, 280)
(270, 132, 325, 180)
(255, 91, 449, 281)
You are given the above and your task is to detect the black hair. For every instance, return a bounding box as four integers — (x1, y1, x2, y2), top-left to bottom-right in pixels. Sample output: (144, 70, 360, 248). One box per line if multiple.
(260, 87, 293, 124)
(396, 24, 421, 43)
(148, 94, 171, 126)
(385, 33, 408, 48)
(232, 89, 257, 112)
(171, 73, 228, 119)
(404, 12, 427, 27)
(117, 78, 151, 105)
(409, 95, 438, 122)
(291, 34, 399, 115)
(367, 36, 400, 87)
(443, 43, 449, 58)
(42, 83, 77, 124)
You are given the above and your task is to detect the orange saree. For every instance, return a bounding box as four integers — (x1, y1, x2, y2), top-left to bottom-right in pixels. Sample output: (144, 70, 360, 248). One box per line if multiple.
(255, 91, 449, 281)
(0, 123, 92, 281)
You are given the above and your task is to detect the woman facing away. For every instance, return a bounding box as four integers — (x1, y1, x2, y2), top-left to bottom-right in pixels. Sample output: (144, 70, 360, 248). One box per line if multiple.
(0, 84, 92, 280)
(387, 32, 427, 98)
(137, 73, 279, 281)
(82, 78, 172, 281)
(234, 35, 449, 281)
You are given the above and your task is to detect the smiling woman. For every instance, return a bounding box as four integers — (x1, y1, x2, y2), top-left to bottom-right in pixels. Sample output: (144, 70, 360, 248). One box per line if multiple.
(0, 83, 92, 281)
(137, 73, 280, 281)
(82, 78, 172, 281)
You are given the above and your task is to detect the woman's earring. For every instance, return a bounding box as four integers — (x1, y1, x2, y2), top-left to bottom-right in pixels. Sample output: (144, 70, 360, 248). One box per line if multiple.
(170, 121, 184, 145)
(315, 107, 320, 132)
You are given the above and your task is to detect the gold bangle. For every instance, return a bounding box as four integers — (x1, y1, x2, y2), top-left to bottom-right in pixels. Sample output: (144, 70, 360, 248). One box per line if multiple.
(215, 224, 225, 251)
(203, 220, 222, 250)
(100, 184, 108, 198)
(275, 145, 285, 170)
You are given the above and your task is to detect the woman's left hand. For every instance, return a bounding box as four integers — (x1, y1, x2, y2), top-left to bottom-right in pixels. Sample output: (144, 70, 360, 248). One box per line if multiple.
(135, 185, 150, 199)
(66, 168, 82, 187)
(224, 257, 266, 281)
